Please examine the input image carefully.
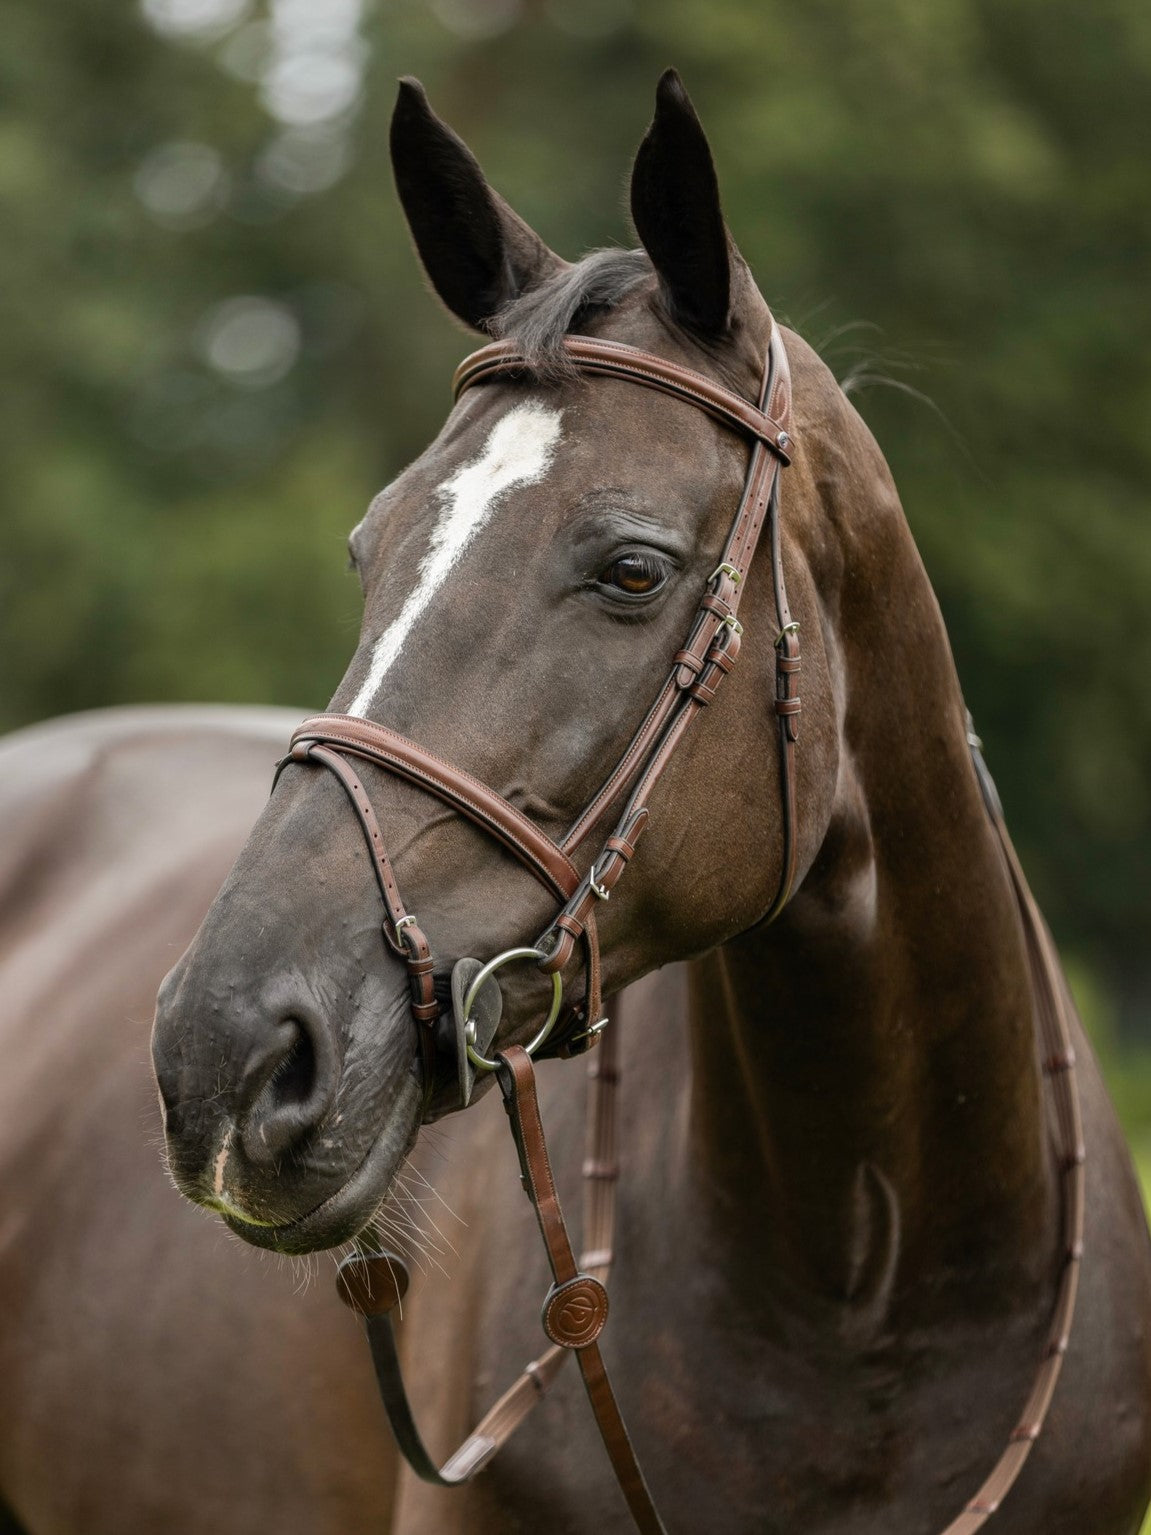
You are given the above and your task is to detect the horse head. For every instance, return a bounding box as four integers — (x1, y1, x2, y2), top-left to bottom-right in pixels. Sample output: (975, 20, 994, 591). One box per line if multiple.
(151, 71, 840, 1255)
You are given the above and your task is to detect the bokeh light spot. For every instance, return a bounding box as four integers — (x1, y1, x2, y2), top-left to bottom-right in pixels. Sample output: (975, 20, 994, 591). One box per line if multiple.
(259, 52, 363, 126)
(199, 296, 301, 387)
(134, 142, 228, 228)
(141, 0, 250, 41)
(270, 0, 365, 50)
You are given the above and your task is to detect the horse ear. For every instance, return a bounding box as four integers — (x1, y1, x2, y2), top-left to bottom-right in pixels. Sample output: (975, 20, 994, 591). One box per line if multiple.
(390, 78, 565, 333)
(630, 69, 734, 338)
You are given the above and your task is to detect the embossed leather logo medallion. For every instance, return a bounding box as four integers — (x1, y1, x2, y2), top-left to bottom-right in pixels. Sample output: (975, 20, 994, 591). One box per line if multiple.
(541, 1274, 609, 1349)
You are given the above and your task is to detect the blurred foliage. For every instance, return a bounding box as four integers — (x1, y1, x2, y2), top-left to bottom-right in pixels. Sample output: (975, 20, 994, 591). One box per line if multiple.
(2, 0, 1149, 1029)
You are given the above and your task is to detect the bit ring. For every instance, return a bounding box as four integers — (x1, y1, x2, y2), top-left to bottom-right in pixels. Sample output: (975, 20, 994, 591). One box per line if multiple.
(463, 946, 564, 1073)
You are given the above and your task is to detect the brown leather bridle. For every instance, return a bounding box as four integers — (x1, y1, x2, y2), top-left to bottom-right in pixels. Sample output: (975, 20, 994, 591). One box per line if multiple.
(281, 319, 800, 1115)
(274, 322, 1084, 1535)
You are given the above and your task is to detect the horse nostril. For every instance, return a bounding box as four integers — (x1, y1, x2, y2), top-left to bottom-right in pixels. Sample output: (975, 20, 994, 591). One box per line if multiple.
(267, 1023, 317, 1109)
(238, 1013, 335, 1167)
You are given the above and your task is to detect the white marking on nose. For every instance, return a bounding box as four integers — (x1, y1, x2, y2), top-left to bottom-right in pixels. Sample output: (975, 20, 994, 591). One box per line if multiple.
(212, 1133, 231, 1199)
(348, 402, 563, 717)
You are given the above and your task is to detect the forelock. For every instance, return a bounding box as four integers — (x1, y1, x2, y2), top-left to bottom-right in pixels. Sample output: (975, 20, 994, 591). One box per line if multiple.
(489, 248, 652, 375)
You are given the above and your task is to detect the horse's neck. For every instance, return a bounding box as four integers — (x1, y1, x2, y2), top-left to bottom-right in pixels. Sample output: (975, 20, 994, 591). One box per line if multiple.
(683, 510, 1057, 1339)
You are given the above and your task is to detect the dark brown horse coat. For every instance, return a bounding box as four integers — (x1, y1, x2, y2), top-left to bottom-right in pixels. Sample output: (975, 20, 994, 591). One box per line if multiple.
(3, 73, 1151, 1535)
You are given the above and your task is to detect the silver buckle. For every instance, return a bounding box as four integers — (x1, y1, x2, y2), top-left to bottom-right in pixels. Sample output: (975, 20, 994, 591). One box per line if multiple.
(709, 561, 741, 586)
(393, 914, 419, 949)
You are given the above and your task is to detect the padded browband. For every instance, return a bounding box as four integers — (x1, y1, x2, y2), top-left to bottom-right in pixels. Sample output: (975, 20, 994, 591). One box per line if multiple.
(453, 336, 793, 464)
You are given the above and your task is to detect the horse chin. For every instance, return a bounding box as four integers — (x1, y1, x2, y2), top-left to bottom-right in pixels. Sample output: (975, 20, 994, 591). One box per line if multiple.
(218, 1094, 422, 1256)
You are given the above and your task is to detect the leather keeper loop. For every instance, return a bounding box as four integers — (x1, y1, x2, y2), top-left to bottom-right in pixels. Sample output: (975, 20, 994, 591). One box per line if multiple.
(605, 834, 637, 861)
(673, 649, 704, 676)
(775, 697, 802, 717)
(673, 614, 726, 688)
(704, 646, 737, 675)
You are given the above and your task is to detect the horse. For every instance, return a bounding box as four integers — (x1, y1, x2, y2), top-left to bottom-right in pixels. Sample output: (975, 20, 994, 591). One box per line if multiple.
(3, 69, 1150, 1534)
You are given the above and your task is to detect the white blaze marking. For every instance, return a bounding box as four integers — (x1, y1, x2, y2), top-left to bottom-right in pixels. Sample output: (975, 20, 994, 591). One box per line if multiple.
(212, 1132, 231, 1198)
(348, 403, 563, 717)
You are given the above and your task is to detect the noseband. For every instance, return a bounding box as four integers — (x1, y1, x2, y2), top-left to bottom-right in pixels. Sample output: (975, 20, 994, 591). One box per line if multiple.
(279, 320, 800, 1116)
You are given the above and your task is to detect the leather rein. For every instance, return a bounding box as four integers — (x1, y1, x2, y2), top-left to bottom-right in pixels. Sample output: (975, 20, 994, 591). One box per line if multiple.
(275, 324, 1084, 1533)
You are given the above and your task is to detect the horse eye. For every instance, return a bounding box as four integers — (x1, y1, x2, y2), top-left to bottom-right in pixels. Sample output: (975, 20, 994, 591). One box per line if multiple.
(599, 552, 667, 596)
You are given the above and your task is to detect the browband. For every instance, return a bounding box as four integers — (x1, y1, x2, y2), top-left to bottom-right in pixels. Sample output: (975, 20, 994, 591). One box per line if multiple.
(453, 336, 793, 464)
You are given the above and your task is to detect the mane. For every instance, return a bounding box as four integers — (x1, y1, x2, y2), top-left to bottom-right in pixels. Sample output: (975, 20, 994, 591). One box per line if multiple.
(489, 248, 653, 375)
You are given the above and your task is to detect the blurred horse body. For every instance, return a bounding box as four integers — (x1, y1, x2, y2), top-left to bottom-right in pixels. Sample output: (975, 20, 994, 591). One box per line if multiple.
(0, 710, 397, 1533)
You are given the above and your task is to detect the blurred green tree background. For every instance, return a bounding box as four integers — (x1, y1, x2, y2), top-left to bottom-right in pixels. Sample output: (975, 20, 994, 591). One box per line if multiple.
(2, 0, 1149, 1071)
